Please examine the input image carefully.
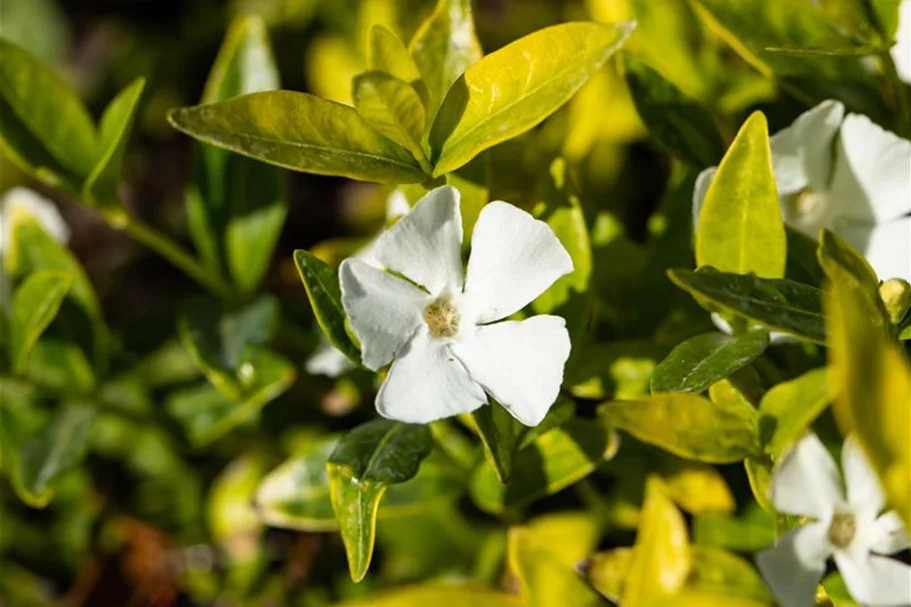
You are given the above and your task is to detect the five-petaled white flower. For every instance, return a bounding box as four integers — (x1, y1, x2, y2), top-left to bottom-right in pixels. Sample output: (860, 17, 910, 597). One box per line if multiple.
(695, 100, 911, 284)
(339, 185, 573, 426)
(756, 433, 911, 607)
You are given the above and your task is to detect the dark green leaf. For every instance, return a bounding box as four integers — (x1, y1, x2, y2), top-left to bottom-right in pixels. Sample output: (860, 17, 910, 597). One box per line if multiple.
(168, 91, 427, 183)
(293, 249, 360, 364)
(624, 57, 724, 167)
(472, 401, 525, 483)
(669, 268, 826, 344)
(9, 271, 72, 373)
(83, 78, 145, 209)
(650, 331, 770, 394)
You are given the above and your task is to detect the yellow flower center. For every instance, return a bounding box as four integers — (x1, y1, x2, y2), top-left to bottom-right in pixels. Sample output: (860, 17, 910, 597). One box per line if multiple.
(827, 512, 856, 549)
(423, 298, 460, 338)
(788, 189, 826, 224)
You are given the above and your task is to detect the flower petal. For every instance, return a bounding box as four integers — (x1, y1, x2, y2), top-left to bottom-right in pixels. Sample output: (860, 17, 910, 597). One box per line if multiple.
(769, 100, 844, 195)
(756, 523, 830, 607)
(339, 258, 429, 371)
(372, 185, 464, 294)
(450, 315, 571, 426)
(835, 553, 911, 607)
(0, 186, 71, 249)
(305, 337, 355, 377)
(691, 166, 717, 228)
(842, 434, 886, 519)
(836, 216, 911, 283)
(376, 329, 487, 423)
(771, 433, 843, 519)
(829, 113, 911, 224)
(463, 202, 573, 323)
(869, 512, 911, 555)
(893, 0, 911, 85)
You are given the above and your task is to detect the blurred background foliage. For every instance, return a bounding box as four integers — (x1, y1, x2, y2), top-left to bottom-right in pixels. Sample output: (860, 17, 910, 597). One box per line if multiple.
(0, 0, 908, 606)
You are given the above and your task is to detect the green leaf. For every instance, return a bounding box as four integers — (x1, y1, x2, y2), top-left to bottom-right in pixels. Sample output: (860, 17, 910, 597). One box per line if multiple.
(599, 392, 760, 463)
(168, 91, 427, 183)
(696, 112, 785, 279)
(1, 403, 96, 508)
(9, 271, 71, 374)
(757, 367, 830, 458)
(687, 546, 773, 604)
(471, 401, 525, 483)
(693, 504, 774, 552)
(353, 71, 430, 171)
(622, 477, 691, 607)
(368, 25, 422, 85)
(293, 249, 360, 364)
(24, 339, 96, 394)
(817, 229, 888, 324)
(409, 0, 483, 118)
(0, 38, 96, 186)
(470, 419, 619, 513)
(83, 78, 145, 209)
(201, 15, 280, 105)
(868, 0, 903, 37)
(166, 349, 295, 447)
(178, 296, 280, 400)
(669, 268, 827, 344)
(429, 21, 634, 176)
(624, 57, 725, 167)
(327, 419, 433, 582)
(650, 331, 769, 394)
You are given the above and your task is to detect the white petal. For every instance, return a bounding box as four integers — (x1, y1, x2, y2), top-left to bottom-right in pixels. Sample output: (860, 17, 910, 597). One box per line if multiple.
(836, 216, 911, 283)
(769, 100, 845, 195)
(692, 166, 717, 229)
(463, 202, 573, 323)
(771, 433, 843, 519)
(385, 188, 411, 221)
(756, 523, 830, 607)
(305, 337, 355, 377)
(0, 187, 70, 250)
(829, 114, 911, 224)
(375, 329, 487, 423)
(450, 316, 571, 426)
(893, 0, 911, 85)
(835, 552, 911, 607)
(372, 185, 464, 295)
(339, 259, 429, 371)
(842, 434, 886, 519)
(870, 512, 911, 555)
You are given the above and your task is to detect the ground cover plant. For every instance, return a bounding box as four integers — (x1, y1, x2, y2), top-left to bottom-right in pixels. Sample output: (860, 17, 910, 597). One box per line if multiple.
(0, 0, 910, 605)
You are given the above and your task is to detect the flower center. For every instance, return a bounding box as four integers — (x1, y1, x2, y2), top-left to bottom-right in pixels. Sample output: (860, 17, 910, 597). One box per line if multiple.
(827, 512, 857, 549)
(423, 297, 460, 338)
(786, 189, 827, 226)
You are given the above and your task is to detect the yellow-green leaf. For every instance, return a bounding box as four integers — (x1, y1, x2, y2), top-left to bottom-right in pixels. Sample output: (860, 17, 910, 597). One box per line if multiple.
(757, 367, 831, 458)
(9, 270, 71, 374)
(696, 112, 785, 278)
(429, 21, 634, 176)
(368, 25, 422, 85)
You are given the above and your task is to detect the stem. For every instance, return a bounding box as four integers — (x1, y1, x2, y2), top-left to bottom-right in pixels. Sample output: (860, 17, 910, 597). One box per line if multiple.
(119, 214, 235, 300)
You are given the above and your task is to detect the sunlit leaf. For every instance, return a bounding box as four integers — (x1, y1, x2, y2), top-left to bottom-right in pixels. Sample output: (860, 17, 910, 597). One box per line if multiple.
(368, 25, 422, 84)
(586, 547, 633, 602)
(686, 546, 773, 604)
(757, 367, 830, 458)
(9, 271, 71, 373)
(650, 331, 769, 394)
(661, 460, 735, 515)
(429, 21, 634, 176)
(329, 583, 517, 607)
(696, 112, 785, 279)
(817, 229, 888, 324)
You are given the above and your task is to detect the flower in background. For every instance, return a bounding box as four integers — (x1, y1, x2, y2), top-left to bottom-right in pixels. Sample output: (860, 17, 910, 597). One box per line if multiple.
(340, 186, 573, 426)
(694, 100, 911, 284)
(757, 433, 911, 607)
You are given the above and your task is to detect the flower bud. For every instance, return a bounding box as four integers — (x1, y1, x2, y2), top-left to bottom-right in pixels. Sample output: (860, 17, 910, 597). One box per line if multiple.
(879, 278, 911, 325)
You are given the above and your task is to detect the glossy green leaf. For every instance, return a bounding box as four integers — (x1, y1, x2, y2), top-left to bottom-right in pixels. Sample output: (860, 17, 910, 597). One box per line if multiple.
(328, 419, 433, 582)
(669, 268, 827, 344)
(429, 21, 634, 176)
(9, 271, 71, 373)
(687, 546, 773, 604)
(0, 38, 96, 185)
(624, 57, 724, 167)
(368, 25, 422, 84)
(409, 0, 482, 118)
(622, 477, 691, 607)
(651, 331, 769, 394)
(696, 112, 785, 279)
(293, 249, 360, 364)
(168, 91, 427, 183)
(827, 267, 911, 526)
(471, 401, 524, 484)
(353, 71, 430, 171)
(599, 392, 760, 463)
(470, 419, 619, 513)
(2, 403, 96, 508)
(178, 296, 280, 400)
(757, 367, 830, 458)
(83, 78, 145, 209)
(166, 348, 295, 446)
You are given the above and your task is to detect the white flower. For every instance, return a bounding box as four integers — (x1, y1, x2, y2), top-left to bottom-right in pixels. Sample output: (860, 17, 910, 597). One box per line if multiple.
(339, 186, 573, 426)
(894, 0, 911, 85)
(694, 100, 911, 284)
(756, 433, 911, 607)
